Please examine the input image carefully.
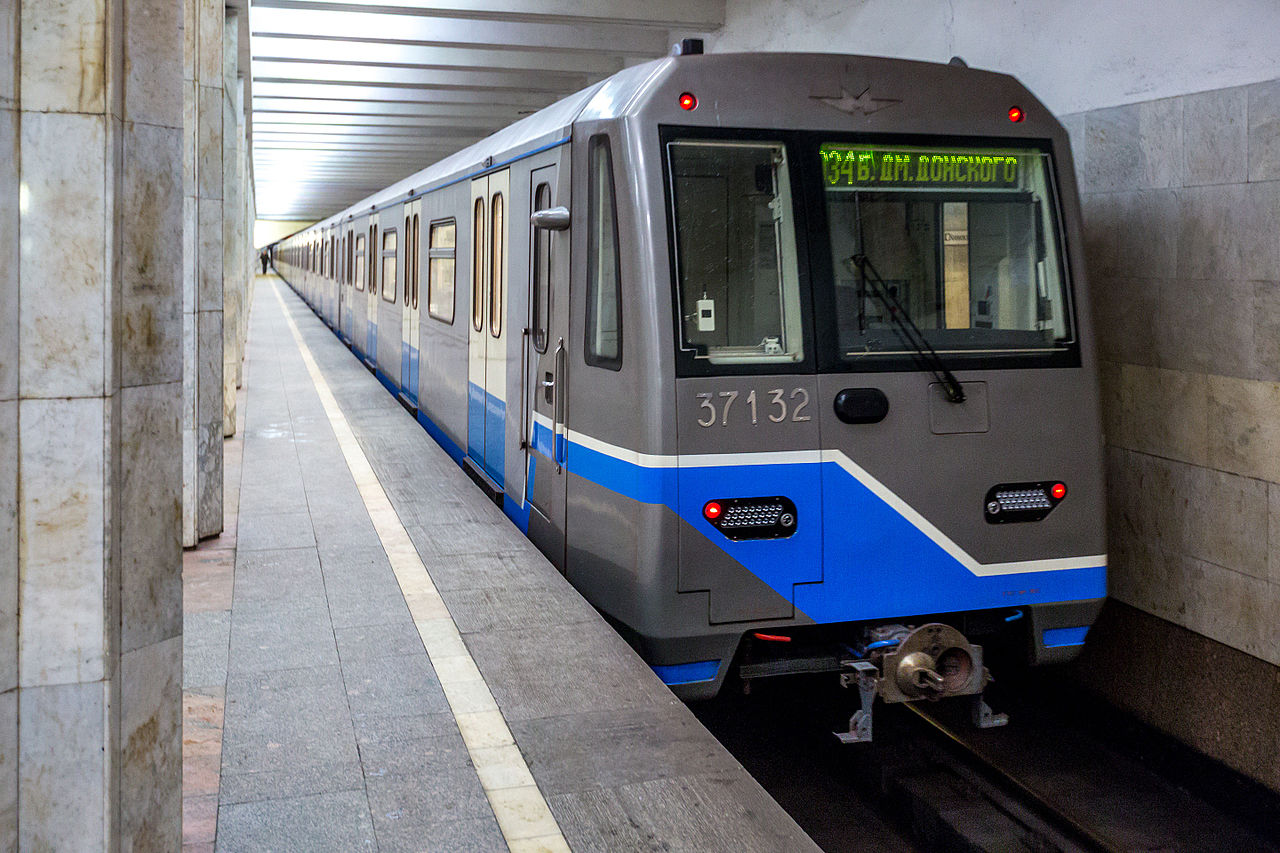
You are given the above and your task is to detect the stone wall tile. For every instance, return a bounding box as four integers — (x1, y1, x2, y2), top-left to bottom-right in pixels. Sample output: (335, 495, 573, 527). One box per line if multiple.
(1183, 87, 1249, 186)
(0, 690, 14, 847)
(1081, 105, 1140, 193)
(1119, 364, 1207, 467)
(196, 84, 223, 201)
(18, 397, 107, 687)
(18, 112, 107, 399)
(0, 402, 15, 694)
(197, 0, 222, 87)
(182, 0, 195, 79)
(1182, 466, 1268, 582)
(198, 196, 223, 311)
(196, 310, 223, 539)
(182, 424, 197, 547)
(122, 122, 183, 388)
(18, 681, 108, 849)
(19, 0, 107, 114)
(1080, 192, 1121, 278)
(1269, 483, 1280, 587)
(1253, 282, 1280, 383)
(1118, 189, 1178, 279)
(1207, 374, 1280, 483)
(0, 2, 15, 106)
(1090, 277, 1158, 366)
(0, 109, 15, 401)
(182, 80, 197, 198)
(1248, 80, 1280, 182)
(1098, 361, 1124, 448)
(1176, 182, 1279, 281)
(124, 0, 182, 127)
(1178, 559, 1275, 664)
(121, 383, 182, 653)
(1154, 277, 1254, 378)
(120, 636, 182, 850)
(1138, 97, 1183, 189)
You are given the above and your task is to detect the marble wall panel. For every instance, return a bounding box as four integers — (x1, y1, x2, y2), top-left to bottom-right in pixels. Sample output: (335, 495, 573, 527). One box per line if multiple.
(1248, 81, 1280, 182)
(18, 682, 108, 849)
(1153, 277, 1255, 379)
(182, 0, 195, 80)
(196, 0, 221, 87)
(0, 690, 14, 847)
(1270, 483, 1280, 587)
(0, 109, 16, 401)
(1081, 104, 1140, 193)
(1182, 87, 1248, 186)
(1080, 193, 1121, 279)
(119, 636, 181, 851)
(196, 84, 222, 201)
(18, 112, 108, 399)
(121, 122, 183, 388)
(182, 424, 197, 547)
(1176, 181, 1280, 282)
(0, 401, 15, 695)
(1137, 97, 1183, 190)
(1088, 277, 1158, 367)
(18, 397, 107, 687)
(198, 196, 223, 311)
(182, 81, 197, 200)
(0, 1, 15, 106)
(1206, 374, 1280, 484)
(19, 0, 107, 114)
(124, 0, 182, 128)
(120, 383, 182, 653)
(1117, 363, 1208, 466)
(196, 310, 223, 539)
(1117, 189, 1179, 280)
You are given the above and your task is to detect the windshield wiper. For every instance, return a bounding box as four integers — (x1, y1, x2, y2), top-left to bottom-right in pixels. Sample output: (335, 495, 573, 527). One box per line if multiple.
(848, 254, 966, 404)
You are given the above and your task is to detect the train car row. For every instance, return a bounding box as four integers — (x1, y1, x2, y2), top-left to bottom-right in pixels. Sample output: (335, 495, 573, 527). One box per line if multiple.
(272, 48, 1106, 728)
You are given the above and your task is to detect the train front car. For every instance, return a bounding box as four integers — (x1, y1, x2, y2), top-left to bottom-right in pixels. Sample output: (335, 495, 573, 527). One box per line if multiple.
(572, 53, 1106, 720)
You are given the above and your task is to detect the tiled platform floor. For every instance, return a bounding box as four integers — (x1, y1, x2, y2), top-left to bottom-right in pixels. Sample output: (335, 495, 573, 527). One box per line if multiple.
(181, 274, 819, 852)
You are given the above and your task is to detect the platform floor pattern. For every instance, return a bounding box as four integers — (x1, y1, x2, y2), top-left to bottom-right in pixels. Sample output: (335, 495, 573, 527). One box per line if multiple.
(181, 274, 819, 852)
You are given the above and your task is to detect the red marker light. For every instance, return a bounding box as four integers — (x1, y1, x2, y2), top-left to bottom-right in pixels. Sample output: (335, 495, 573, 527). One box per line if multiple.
(703, 500, 722, 521)
(753, 633, 793, 643)
(679, 92, 698, 111)
(1051, 482, 1067, 500)
(1008, 106, 1025, 123)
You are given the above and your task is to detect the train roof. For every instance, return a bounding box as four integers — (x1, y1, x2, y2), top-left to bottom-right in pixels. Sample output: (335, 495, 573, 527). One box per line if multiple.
(296, 51, 1048, 237)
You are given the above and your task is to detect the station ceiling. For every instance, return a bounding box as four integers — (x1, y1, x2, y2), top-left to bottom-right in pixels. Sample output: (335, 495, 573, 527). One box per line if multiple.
(249, 0, 723, 221)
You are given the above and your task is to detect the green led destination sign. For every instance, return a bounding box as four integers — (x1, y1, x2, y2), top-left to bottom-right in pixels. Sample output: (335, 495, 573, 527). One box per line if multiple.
(821, 145, 1024, 189)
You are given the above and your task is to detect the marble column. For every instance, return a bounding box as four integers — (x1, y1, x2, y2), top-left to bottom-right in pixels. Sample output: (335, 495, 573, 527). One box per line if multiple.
(183, 0, 224, 543)
(222, 11, 242, 437)
(4, 0, 185, 847)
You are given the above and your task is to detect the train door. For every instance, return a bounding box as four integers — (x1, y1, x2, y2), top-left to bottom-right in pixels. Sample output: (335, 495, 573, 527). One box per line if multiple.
(353, 224, 368, 359)
(365, 214, 379, 367)
(467, 169, 510, 486)
(400, 201, 422, 407)
(523, 164, 569, 564)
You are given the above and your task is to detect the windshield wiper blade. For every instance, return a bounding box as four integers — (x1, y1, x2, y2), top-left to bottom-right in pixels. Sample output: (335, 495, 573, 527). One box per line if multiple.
(849, 254, 966, 404)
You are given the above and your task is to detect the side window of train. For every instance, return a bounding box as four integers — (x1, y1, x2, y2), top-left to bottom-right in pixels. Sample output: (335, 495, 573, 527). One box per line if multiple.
(586, 134, 622, 370)
(381, 229, 398, 303)
(490, 191, 504, 338)
(404, 216, 412, 304)
(355, 235, 366, 291)
(472, 198, 485, 331)
(532, 182, 551, 353)
(428, 219, 456, 324)
(412, 214, 420, 309)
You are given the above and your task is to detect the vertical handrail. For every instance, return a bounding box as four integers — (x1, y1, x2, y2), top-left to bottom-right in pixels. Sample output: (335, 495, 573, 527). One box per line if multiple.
(553, 338, 565, 472)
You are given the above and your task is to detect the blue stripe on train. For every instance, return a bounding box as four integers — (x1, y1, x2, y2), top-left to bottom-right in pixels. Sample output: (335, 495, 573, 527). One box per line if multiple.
(530, 421, 1105, 626)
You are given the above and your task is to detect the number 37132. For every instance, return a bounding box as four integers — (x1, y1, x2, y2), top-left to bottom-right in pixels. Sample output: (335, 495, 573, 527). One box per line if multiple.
(695, 388, 811, 427)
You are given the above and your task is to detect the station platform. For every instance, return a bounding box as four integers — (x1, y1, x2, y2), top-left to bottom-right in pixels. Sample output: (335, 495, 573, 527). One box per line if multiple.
(181, 274, 820, 852)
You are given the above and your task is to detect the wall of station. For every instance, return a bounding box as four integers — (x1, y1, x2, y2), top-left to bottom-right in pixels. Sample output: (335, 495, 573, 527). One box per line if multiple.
(714, 0, 1280, 789)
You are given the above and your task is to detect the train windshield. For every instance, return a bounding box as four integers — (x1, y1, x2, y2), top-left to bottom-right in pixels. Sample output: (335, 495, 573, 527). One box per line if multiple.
(821, 143, 1072, 362)
(666, 140, 804, 365)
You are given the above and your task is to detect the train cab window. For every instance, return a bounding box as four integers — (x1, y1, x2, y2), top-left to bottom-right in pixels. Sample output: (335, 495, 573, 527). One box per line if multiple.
(666, 140, 803, 366)
(381, 230, 398, 303)
(355, 235, 366, 291)
(428, 219, 456, 324)
(531, 182, 551, 353)
(586, 134, 621, 370)
(819, 143, 1073, 364)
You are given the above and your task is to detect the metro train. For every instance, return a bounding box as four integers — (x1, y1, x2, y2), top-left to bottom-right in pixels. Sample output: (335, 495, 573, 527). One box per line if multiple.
(272, 47, 1106, 732)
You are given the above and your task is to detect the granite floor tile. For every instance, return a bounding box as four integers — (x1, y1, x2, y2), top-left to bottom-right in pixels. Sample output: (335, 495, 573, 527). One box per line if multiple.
(341, 654, 451, 718)
(216, 789, 378, 853)
(235, 509, 317, 551)
(218, 761, 366, 806)
(364, 764, 494, 827)
(373, 815, 508, 853)
(335, 621, 428, 662)
(357, 729, 471, 779)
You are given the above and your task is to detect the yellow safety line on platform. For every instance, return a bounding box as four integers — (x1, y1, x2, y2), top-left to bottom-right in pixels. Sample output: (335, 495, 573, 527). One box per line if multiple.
(271, 282, 570, 853)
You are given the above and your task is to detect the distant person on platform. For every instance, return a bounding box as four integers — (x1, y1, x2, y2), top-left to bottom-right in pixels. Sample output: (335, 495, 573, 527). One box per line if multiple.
(261, 252, 269, 274)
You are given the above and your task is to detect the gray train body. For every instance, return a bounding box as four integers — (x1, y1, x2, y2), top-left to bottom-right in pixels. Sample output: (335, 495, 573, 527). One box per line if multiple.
(274, 52, 1107, 701)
